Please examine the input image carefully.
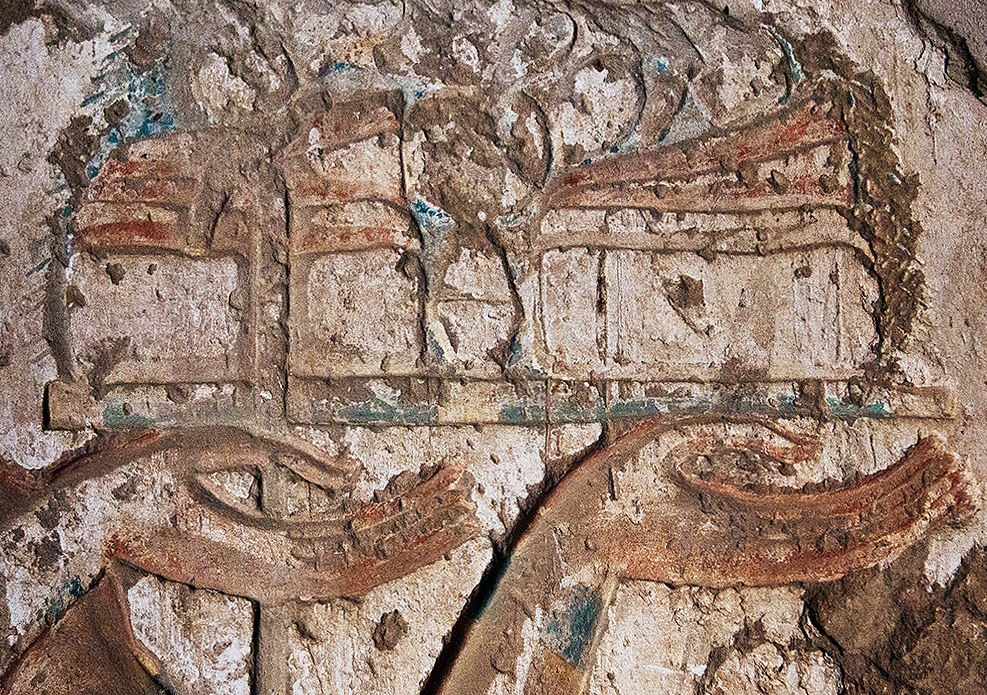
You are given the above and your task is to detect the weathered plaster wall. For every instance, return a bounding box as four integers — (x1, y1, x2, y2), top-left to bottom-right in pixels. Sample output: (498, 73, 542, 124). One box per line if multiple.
(1, 0, 986, 693)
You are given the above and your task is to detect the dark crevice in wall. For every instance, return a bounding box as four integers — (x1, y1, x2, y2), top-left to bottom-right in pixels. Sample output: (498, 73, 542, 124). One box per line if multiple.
(805, 542, 987, 695)
(903, 0, 986, 101)
(419, 428, 608, 695)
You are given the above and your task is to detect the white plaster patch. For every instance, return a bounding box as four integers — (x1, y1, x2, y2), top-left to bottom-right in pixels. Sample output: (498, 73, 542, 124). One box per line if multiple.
(432, 426, 545, 538)
(70, 253, 243, 385)
(129, 575, 254, 695)
(452, 36, 481, 73)
(488, 0, 516, 30)
(191, 53, 257, 123)
(588, 582, 814, 695)
(346, 1, 402, 37)
(0, 19, 115, 469)
(924, 497, 987, 586)
(342, 425, 545, 538)
(288, 535, 492, 695)
(444, 248, 512, 301)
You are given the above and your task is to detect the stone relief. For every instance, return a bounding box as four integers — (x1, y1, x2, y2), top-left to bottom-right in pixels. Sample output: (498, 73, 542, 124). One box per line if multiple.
(1, 0, 986, 693)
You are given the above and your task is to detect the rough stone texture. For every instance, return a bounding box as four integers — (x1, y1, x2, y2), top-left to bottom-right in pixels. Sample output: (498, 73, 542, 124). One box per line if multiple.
(600, 248, 876, 380)
(588, 583, 839, 695)
(1, 0, 987, 693)
(69, 253, 244, 385)
(128, 574, 254, 695)
(292, 249, 422, 377)
(288, 536, 491, 695)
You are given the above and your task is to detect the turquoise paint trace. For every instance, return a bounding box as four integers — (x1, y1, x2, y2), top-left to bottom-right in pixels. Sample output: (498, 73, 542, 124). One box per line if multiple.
(544, 584, 604, 668)
(323, 61, 363, 75)
(771, 30, 805, 105)
(487, 385, 896, 427)
(335, 399, 437, 426)
(411, 198, 456, 238)
(41, 576, 84, 628)
(84, 53, 177, 184)
(826, 396, 891, 419)
(426, 329, 447, 363)
(497, 403, 547, 425)
(103, 402, 154, 428)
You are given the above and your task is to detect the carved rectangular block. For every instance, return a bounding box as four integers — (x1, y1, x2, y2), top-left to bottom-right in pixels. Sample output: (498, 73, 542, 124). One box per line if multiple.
(288, 375, 950, 427)
(541, 248, 604, 371)
(74, 134, 201, 254)
(289, 249, 423, 378)
(435, 300, 513, 379)
(44, 379, 93, 430)
(537, 207, 864, 257)
(98, 383, 244, 428)
(69, 253, 245, 384)
(537, 246, 877, 381)
(556, 143, 853, 211)
(74, 202, 184, 252)
(290, 202, 418, 255)
(436, 379, 547, 425)
(287, 377, 437, 425)
(282, 136, 403, 209)
(600, 248, 877, 380)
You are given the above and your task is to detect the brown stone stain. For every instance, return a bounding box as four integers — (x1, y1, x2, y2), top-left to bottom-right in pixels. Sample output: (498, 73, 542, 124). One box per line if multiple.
(808, 544, 987, 695)
(0, 568, 163, 695)
(373, 609, 409, 651)
(793, 32, 927, 371)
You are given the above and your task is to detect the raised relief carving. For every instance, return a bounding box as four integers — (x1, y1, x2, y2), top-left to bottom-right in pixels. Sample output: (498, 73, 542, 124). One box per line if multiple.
(2, 1, 981, 694)
(434, 416, 976, 694)
(0, 428, 479, 693)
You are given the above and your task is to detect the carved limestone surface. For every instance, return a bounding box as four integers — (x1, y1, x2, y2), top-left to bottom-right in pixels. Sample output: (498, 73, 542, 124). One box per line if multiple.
(433, 415, 977, 695)
(1, 0, 986, 694)
(1, 427, 480, 605)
